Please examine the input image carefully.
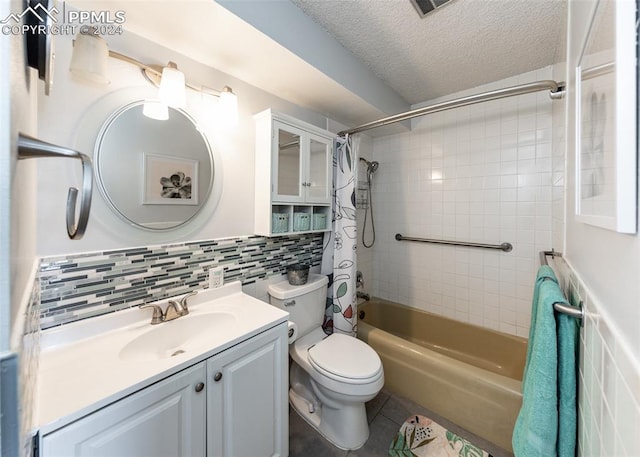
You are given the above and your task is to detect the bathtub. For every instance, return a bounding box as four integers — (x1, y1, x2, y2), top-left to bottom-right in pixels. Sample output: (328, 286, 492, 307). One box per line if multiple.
(357, 298, 526, 452)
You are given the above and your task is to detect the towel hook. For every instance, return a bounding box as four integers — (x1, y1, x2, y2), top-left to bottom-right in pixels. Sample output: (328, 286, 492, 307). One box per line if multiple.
(17, 134, 93, 240)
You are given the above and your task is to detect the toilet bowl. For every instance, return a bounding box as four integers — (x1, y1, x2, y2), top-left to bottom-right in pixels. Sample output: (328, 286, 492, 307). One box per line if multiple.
(268, 274, 384, 450)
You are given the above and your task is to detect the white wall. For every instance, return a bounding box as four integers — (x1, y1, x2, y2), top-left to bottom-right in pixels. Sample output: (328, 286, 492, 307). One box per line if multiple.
(36, 30, 340, 257)
(5, 3, 38, 341)
(370, 67, 557, 337)
(1, 1, 39, 454)
(565, 0, 640, 364)
(566, 1, 640, 456)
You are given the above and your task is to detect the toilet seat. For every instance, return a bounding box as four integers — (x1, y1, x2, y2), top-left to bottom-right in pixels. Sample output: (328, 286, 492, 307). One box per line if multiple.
(308, 333, 383, 384)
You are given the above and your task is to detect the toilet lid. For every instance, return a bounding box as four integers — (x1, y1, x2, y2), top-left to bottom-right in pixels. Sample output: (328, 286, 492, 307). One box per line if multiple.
(307, 334, 382, 380)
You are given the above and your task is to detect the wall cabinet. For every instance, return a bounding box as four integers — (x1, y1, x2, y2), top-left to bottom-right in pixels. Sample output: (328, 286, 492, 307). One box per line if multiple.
(41, 324, 288, 457)
(255, 109, 333, 236)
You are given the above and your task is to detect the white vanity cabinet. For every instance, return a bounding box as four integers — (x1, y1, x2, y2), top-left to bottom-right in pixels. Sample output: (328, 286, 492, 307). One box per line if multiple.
(40, 324, 288, 457)
(41, 363, 207, 457)
(207, 323, 288, 457)
(255, 109, 333, 236)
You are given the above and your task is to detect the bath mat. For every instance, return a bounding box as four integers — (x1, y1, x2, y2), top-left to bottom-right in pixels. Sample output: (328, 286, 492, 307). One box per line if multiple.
(389, 415, 493, 457)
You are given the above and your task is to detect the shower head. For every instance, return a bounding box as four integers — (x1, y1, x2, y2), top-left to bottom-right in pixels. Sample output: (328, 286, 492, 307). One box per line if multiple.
(359, 157, 379, 174)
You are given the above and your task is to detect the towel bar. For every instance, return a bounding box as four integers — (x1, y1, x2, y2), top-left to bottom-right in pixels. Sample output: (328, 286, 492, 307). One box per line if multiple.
(17, 133, 93, 240)
(540, 250, 584, 326)
(396, 233, 513, 252)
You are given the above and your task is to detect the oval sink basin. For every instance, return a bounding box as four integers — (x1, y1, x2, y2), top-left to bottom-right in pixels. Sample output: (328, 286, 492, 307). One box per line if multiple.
(119, 312, 237, 362)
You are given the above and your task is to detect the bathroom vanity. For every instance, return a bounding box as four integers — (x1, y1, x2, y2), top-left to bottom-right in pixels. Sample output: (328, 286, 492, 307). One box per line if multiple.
(35, 283, 289, 457)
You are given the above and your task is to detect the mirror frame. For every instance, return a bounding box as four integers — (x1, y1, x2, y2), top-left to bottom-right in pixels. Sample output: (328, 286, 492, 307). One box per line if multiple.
(94, 100, 215, 231)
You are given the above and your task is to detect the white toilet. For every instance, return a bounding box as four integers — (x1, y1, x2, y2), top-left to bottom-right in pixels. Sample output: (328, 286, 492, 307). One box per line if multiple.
(268, 274, 384, 450)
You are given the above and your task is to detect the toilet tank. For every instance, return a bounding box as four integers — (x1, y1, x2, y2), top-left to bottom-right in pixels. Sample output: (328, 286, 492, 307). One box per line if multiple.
(268, 274, 329, 338)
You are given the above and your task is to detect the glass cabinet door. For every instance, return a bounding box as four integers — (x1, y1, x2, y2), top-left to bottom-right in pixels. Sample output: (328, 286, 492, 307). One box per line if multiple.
(307, 134, 332, 203)
(273, 121, 304, 202)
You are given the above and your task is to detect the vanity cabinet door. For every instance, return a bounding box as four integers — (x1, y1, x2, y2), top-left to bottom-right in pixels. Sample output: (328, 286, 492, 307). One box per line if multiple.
(206, 324, 288, 457)
(41, 363, 207, 457)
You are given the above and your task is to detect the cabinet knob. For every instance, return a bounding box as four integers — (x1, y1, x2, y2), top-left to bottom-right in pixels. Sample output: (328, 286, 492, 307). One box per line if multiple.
(195, 382, 205, 393)
(213, 372, 223, 382)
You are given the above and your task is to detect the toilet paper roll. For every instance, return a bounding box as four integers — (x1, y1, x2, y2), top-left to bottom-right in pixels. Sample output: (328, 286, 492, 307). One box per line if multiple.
(287, 321, 298, 344)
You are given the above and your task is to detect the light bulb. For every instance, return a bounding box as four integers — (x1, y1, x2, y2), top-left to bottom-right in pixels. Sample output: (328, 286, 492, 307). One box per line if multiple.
(158, 62, 186, 109)
(143, 101, 169, 121)
(218, 86, 238, 127)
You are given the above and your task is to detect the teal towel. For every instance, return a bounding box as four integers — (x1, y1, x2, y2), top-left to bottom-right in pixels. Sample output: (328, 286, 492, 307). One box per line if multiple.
(512, 266, 578, 457)
(557, 311, 578, 457)
(522, 266, 558, 381)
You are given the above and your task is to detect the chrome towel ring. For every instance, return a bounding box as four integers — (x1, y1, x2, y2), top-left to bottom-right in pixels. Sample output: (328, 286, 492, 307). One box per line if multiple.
(17, 133, 93, 240)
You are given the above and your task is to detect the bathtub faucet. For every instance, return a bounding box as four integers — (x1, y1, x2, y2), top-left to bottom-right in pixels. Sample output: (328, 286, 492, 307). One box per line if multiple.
(356, 291, 370, 301)
(356, 270, 364, 289)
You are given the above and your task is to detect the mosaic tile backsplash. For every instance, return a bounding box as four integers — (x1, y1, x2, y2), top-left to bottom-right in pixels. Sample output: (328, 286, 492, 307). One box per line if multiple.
(19, 276, 40, 457)
(39, 233, 324, 329)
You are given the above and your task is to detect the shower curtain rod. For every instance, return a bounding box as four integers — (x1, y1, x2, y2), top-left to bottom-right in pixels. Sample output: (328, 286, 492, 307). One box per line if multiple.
(338, 79, 564, 136)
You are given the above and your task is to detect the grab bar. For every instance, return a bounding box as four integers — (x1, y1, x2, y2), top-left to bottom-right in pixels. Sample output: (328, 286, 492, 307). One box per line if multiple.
(395, 233, 513, 252)
(539, 250, 584, 325)
(17, 133, 93, 240)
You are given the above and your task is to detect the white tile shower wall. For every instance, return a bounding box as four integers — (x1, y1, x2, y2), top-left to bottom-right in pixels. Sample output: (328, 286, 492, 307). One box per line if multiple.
(356, 134, 375, 298)
(554, 259, 640, 457)
(371, 66, 556, 337)
(552, 61, 566, 252)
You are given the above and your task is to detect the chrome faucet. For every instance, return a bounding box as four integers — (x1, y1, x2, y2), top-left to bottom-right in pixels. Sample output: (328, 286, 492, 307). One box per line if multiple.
(167, 291, 198, 319)
(163, 301, 185, 322)
(356, 291, 370, 301)
(355, 272, 369, 300)
(140, 291, 198, 324)
(139, 304, 164, 324)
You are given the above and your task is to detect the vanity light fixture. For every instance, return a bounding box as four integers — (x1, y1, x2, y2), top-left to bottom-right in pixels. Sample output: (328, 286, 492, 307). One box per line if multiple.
(69, 30, 110, 84)
(70, 29, 238, 124)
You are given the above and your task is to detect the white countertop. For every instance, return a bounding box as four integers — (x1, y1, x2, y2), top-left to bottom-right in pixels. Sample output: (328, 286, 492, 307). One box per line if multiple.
(36, 282, 288, 435)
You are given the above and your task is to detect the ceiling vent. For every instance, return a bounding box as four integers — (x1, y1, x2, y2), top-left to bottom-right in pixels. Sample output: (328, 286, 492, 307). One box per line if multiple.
(410, 0, 455, 17)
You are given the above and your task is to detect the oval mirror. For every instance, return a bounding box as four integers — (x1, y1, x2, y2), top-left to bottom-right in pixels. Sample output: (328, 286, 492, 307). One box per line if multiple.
(95, 101, 214, 230)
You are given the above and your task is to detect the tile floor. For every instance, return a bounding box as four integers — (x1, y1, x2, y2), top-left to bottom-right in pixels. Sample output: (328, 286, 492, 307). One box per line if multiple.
(288, 388, 514, 457)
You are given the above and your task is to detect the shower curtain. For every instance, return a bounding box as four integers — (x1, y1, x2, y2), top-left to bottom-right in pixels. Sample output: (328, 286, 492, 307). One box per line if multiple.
(322, 134, 359, 336)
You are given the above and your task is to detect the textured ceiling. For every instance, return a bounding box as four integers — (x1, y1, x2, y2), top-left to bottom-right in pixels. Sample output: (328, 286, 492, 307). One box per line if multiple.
(290, 0, 567, 105)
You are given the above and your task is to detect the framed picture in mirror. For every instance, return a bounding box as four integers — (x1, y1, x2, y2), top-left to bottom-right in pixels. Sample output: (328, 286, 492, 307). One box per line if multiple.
(142, 153, 199, 205)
